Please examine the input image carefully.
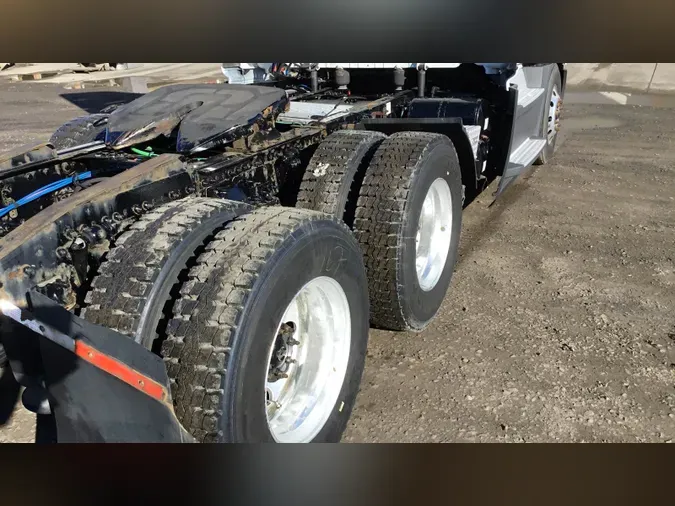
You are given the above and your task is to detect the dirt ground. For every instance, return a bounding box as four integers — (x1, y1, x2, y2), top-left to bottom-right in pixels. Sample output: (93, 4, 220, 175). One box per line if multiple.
(0, 82, 673, 443)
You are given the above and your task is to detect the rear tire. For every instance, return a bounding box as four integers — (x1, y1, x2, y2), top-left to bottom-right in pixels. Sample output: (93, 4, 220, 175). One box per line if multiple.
(163, 207, 370, 443)
(81, 197, 249, 349)
(296, 130, 386, 226)
(354, 132, 463, 331)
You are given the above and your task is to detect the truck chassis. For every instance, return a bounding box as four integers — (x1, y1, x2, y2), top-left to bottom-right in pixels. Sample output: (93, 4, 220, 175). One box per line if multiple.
(0, 63, 565, 442)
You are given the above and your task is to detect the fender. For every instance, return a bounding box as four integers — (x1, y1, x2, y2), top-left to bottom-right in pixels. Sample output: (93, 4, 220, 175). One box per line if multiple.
(355, 117, 483, 200)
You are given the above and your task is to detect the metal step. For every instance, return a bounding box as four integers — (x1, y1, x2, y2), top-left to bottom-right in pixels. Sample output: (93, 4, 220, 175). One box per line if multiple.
(503, 137, 546, 177)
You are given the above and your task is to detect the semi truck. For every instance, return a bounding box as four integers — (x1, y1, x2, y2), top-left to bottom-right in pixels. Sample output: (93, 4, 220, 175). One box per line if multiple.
(0, 63, 565, 442)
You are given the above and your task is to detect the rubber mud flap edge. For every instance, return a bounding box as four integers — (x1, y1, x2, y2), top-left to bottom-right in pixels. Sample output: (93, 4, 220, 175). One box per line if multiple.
(27, 291, 192, 443)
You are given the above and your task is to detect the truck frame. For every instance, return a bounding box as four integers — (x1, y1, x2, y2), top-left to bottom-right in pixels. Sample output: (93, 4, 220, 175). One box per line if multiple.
(0, 63, 565, 442)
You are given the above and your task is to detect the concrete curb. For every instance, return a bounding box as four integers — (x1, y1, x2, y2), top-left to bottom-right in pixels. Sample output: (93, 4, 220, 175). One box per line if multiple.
(566, 63, 675, 95)
(565, 90, 675, 108)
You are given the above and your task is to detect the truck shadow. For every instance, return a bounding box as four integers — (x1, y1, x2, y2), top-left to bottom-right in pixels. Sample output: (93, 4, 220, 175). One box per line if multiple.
(60, 91, 143, 114)
(456, 166, 539, 269)
(0, 367, 55, 442)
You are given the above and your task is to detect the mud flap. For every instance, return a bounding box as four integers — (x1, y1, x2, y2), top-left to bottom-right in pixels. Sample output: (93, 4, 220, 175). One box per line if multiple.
(1, 291, 193, 443)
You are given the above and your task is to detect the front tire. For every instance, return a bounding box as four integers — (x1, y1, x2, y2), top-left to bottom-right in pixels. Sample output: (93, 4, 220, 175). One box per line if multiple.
(534, 65, 563, 165)
(163, 207, 370, 443)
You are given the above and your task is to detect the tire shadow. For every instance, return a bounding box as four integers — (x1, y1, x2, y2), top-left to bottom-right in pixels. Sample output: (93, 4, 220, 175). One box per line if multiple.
(0, 367, 20, 426)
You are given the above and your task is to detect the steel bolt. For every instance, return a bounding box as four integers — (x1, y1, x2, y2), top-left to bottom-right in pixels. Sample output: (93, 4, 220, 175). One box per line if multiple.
(71, 237, 87, 251)
(93, 226, 107, 241)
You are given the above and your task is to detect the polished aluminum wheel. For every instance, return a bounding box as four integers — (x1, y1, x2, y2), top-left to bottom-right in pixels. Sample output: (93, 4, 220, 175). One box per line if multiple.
(415, 178, 453, 292)
(547, 85, 562, 144)
(265, 276, 351, 443)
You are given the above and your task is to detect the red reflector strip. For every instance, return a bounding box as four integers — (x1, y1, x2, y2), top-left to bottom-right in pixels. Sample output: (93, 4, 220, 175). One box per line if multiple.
(74, 340, 167, 402)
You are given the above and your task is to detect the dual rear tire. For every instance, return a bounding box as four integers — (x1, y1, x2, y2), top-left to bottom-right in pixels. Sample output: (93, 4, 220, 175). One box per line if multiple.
(84, 203, 369, 443)
(299, 130, 463, 331)
(164, 208, 369, 443)
(82, 129, 463, 443)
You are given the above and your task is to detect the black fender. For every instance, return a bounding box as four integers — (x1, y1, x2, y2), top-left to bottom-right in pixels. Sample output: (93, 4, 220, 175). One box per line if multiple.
(559, 63, 568, 96)
(355, 118, 482, 200)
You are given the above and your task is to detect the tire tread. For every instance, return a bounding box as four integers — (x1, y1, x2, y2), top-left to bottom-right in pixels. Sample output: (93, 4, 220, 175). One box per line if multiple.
(81, 197, 243, 342)
(354, 132, 456, 330)
(162, 206, 348, 442)
(296, 130, 385, 222)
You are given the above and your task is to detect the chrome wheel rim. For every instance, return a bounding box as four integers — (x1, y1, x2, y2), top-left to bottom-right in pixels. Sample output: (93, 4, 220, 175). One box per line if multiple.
(265, 276, 351, 443)
(415, 178, 453, 292)
(547, 85, 562, 144)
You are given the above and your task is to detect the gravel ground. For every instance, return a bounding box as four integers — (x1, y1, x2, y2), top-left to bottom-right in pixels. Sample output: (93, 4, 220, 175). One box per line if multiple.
(0, 82, 673, 443)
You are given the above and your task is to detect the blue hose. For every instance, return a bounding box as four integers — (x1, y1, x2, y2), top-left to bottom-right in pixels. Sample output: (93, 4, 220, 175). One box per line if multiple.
(0, 171, 92, 219)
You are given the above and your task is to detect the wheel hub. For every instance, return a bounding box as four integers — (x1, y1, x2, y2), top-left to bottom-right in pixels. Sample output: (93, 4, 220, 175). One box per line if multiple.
(547, 85, 563, 144)
(415, 178, 453, 292)
(265, 276, 351, 443)
(267, 322, 299, 382)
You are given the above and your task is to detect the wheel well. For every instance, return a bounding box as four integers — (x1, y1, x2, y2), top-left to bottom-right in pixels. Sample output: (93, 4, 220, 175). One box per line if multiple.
(444, 130, 479, 196)
(557, 63, 566, 94)
(277, 143, 319, 207)
(354, 120, 480, 199)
